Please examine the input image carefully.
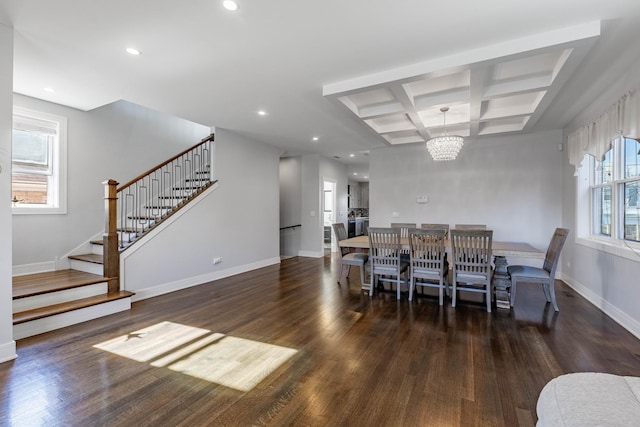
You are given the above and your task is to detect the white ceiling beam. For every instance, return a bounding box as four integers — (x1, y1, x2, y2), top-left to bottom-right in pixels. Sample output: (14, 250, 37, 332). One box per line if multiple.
(414, 88, 470, 112)
(483, 74, 552, 98)
(358, 101, 404, 119)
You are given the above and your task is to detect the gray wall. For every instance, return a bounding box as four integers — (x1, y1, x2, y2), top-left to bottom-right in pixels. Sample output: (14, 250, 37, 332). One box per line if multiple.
(300, 154, 321, 256)
(279, 156, 302, 257)
(0, 24, 15, 362)
(11, 95, 211, 270)
(298, 154, 348, 257)
(561, 52, 640, 337)
(121, 128, 282, 299)
(370, 129, 564, 252)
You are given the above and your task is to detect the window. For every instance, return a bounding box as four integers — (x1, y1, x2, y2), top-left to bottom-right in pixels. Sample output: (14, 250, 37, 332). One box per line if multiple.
(12, 107, 67, 214)
(589, 137, 640, 243)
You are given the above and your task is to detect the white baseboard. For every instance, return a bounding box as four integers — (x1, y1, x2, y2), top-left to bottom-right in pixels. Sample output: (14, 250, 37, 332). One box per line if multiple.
(130, 257, 281, 302)
(561, 272, 640, 340)
(12, 261, 56, 276)
(298, 250, 324, 258)
(0, 340, 17, 364)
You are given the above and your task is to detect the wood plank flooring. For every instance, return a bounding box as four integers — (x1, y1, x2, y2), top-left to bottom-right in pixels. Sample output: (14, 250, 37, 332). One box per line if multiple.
(3, 255, 640, 426)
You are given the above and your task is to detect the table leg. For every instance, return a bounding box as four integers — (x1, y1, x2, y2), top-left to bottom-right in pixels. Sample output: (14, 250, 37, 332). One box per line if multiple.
(493, 255, 511, 310)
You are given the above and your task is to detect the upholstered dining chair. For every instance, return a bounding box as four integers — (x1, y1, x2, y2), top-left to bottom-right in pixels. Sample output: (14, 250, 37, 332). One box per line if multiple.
(369, 227, 409, 299)
(450, 229, 493, 312)
(332, 223, 368, 287)
(454, 224, 487, 230)
(390, 223, 416, 262)
(508, 228, 569, 311)
(408, 228, 449, 305)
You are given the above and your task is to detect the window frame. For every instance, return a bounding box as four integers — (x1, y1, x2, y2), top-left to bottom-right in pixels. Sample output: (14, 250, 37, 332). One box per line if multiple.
(11, 106, 67, 215)
(577, 136, 640, 262)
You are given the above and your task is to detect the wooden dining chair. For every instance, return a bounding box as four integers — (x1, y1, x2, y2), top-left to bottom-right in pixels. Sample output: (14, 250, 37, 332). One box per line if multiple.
(450, 229, 493, 312)
(508, 228, 569, 311)
(420, 223, 450, 273)
(421, 223, 450, 235)
(390, 223, 415, 262)
(454, 224, 487, 230)
(408, 228, 449, 305)
(369, 227, 409, 299)
(332, 223, 368, 287)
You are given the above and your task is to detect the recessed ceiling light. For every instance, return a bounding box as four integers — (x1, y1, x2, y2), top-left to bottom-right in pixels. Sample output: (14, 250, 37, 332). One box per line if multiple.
(353, 173, 357, 176)
(312, 136, 319, 141)
(44, 87, 55, 93)
(126, 47, 141, 56)
(364, 176, 369, 179)
(257, 110, 267, 116)
(223, 0, 238, 11)
(349, 154, 355, 157)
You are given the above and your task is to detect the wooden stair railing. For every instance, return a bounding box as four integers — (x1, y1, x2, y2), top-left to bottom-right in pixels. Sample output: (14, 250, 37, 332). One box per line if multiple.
(103, 134, 216, 290)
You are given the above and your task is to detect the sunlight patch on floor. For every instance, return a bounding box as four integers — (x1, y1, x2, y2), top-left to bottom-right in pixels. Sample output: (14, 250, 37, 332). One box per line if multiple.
(93, 321, 298, 392)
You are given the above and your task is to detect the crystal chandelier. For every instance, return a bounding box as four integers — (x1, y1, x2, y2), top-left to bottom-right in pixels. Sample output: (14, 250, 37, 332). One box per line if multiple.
(426, 107, 464, 161)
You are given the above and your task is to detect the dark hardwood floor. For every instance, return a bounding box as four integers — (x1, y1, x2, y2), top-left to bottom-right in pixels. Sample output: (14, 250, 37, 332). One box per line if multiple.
(2, 255, 640, 426)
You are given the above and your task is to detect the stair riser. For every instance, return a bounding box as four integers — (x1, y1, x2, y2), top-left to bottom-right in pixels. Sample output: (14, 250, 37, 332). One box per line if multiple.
(13, 298, 132, 340)
(69, 260, 103, 275)
(92, 244, 104, 256)
(13, 282, 108, 313)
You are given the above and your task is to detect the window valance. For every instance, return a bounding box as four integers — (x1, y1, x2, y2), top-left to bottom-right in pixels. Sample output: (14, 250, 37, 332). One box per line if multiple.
(567, 85, 640, 171)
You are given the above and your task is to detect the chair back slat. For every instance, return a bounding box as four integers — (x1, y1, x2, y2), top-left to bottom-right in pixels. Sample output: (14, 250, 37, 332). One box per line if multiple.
(450, 229, 493, 275)
(543, 228, 570, 274)
(409, 228, 446, 272)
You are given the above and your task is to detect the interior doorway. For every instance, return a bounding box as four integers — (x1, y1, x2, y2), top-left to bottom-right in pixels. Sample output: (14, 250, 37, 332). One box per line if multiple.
(322, 179, 336, 256)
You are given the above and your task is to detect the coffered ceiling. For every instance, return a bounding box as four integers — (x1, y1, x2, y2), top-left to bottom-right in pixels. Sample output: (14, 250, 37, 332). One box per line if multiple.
(324, 22, 599, 146)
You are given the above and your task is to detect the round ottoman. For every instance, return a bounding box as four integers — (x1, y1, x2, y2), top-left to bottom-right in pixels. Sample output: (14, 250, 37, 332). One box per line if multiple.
(537, 372, 640, 426)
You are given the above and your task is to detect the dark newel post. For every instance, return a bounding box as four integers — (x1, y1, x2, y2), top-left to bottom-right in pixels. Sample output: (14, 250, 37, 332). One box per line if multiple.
(103, 179, 120, 293)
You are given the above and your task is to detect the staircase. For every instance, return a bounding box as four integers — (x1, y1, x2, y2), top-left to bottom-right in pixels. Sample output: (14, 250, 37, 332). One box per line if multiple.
(12, 135, 215, 339)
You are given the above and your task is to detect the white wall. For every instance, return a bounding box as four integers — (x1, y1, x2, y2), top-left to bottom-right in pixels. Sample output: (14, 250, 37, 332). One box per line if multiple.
(370, 129, 564, 252)
(0, 24, 16, 362)
(121, 128, 282, 299)
(561, 52, 640, 338)
(11, 96, 211, 271)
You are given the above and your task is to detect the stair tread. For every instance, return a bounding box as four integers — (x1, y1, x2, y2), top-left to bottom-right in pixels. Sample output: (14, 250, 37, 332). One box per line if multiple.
(13, 269, 111, 299)
(68, 253, 104, 264)
(13, 291, 135, 325)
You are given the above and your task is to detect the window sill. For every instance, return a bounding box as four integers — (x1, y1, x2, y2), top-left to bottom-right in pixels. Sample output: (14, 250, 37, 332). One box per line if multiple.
(12, 206, 67, 215)
(576, 236, 640, 263)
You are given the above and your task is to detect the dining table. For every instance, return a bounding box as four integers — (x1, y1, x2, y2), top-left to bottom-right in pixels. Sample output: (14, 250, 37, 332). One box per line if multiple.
(338, 235, 544, 310)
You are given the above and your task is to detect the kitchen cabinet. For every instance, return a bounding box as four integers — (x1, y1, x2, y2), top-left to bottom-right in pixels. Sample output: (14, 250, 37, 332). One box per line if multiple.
(349, 181, 368, 208)
(355, 217, 368, 236)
